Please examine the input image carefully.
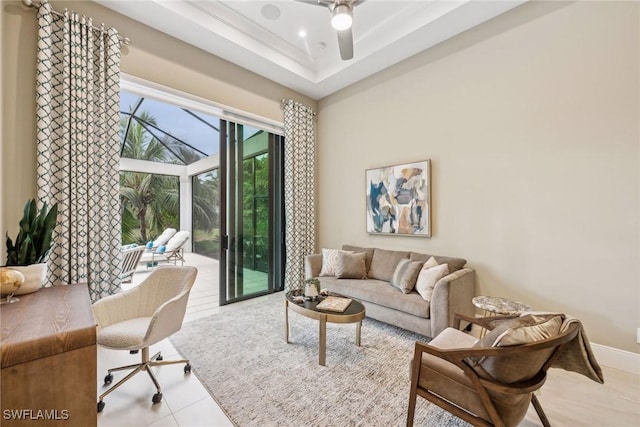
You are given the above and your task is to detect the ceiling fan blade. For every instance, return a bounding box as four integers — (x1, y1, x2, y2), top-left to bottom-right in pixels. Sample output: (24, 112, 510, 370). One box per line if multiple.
(293, 0, 333, 7)
(337, 27, 354, 60)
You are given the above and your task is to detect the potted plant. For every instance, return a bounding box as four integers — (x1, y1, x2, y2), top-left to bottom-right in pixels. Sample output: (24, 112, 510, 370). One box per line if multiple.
(5, 199, 58, 295)
(304, 277, 321, 298)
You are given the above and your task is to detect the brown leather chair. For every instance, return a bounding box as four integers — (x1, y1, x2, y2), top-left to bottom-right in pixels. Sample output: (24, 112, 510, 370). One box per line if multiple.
(407, 313, 580, 427)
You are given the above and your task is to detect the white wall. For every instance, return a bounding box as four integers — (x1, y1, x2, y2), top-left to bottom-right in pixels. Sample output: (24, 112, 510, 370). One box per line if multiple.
(317, 1, 640, 353)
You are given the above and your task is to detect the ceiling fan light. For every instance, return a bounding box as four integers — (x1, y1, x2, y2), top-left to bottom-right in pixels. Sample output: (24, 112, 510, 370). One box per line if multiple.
(331, 4, 352, 31)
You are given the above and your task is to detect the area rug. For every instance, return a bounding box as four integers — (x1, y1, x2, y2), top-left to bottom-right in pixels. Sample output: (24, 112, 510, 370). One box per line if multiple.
(170, 297, 470, 427)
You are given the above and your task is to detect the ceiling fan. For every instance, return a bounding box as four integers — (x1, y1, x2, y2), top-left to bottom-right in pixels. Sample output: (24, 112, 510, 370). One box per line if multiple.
(296, 0, 363, 60)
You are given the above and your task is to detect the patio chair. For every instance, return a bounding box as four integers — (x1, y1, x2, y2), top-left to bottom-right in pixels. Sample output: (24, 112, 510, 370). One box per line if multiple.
(140, 230, 190, 268)
(120, 244, 145, 283)
(146, 228, 177, 251)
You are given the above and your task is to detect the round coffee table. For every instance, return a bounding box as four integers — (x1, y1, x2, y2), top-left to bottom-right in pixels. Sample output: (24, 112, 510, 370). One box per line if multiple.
(284, 292, 365, 366)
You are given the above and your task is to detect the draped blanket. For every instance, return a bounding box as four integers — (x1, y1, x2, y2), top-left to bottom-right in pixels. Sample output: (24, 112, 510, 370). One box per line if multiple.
(554, 316, 604, 383)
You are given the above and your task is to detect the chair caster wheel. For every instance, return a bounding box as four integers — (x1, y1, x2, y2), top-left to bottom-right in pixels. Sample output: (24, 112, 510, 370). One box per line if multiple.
(129, 349, 139, 354)
(156, 354, 163, 361)
(97, 401, 105, 413)
(104, 373, 113, 385)
(184, 363, 191, 373)
(152, 392, 163, 404)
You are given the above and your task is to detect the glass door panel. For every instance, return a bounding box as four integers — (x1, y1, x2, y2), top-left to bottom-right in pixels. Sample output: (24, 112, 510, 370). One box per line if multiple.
(192, 169, 220, 259)
(219, 122, 283, 304)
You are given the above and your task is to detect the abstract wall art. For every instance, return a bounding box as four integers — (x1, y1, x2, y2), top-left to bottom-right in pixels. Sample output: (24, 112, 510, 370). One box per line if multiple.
(366, 160, 431, 237)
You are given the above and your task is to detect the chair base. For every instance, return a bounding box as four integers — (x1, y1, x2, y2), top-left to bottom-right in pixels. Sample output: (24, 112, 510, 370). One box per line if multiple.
(97, 347, 191, 413)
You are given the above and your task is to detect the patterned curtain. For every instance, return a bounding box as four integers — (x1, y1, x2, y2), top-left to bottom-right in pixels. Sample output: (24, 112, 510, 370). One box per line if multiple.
(282, 100, 316, 293)
(35, 1, 122, 301)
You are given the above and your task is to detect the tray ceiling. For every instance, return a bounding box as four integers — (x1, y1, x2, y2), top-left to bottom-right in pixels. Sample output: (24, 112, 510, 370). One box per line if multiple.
(97, 0, 526, 100)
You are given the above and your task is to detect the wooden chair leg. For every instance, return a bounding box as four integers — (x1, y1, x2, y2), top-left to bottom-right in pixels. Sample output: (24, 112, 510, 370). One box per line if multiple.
(406, 348, 422, 427)
(531, 393, 551, 427)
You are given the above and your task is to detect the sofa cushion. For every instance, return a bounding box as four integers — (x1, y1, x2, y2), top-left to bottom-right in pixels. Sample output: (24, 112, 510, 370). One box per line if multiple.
(410, 252, 466, 273)
(335, 252, 367, 279)
(341, 245, 375, 272)
(368, 249, 410, 282)
(318, 276, 430, 319)
(415, 263, 449, 301)
(391, 259, 423, 293)
(319, 248, 354, 277)
(467, 314, 563, 383)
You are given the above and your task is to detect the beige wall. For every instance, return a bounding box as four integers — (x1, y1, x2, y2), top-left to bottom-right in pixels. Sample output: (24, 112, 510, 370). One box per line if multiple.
(1, 0, 316, 262)
(2, 0, 638, 352)
(318, 1, 640, 353)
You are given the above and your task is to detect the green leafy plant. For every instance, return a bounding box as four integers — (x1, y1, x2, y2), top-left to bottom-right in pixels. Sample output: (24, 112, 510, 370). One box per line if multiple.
(5, 199, 58, 266)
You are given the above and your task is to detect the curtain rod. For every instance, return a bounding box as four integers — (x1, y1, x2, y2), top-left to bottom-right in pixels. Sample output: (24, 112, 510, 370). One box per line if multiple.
(280, 99, 316, 116)
(22, 0, 131, 46)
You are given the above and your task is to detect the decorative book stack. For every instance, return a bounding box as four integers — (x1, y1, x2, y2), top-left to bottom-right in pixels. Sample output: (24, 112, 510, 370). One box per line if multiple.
(316, 296, 352, 312)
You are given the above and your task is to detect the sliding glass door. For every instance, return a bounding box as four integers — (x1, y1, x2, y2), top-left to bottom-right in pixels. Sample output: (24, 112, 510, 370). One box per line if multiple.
(219, 121, 284, 304)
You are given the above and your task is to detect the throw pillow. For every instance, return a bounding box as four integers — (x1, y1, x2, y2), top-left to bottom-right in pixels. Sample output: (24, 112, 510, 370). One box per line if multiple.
(368, 249, 410, 282)
(415, 263, 449, 301)
(319, 248, 354, 277)
(423, 256, 438, 269)
(335, 252, 367, 279)
(341, 245, 375, 272)
(476, 313, 564, 348)
(467, 314, 564, 383)
(391, 259, 424, 293)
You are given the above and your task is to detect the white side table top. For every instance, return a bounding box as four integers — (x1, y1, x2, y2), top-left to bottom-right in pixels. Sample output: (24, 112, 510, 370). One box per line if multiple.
(472, 295, 531, 315)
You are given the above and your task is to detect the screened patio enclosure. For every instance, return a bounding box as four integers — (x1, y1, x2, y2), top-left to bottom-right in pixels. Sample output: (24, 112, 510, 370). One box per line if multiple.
(119, 80, 284, 304)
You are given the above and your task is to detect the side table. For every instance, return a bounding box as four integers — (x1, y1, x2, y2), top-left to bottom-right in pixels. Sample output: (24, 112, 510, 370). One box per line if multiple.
(472, 295, 531, 337)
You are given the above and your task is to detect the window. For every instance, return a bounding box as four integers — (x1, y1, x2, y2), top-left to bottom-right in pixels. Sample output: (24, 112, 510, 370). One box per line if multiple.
(119, 75, 285, 303)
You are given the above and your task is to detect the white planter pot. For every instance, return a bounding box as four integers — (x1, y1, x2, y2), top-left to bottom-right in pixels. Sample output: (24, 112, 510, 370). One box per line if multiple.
(11, 263, 48, 295)
(304, 283, 319, 297)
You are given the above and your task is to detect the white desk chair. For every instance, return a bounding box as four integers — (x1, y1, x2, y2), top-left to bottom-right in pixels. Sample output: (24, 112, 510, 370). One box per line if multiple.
(93, 265, 198, 412)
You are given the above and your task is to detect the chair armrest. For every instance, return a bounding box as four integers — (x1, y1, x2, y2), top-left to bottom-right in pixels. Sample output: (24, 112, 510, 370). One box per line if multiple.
(430, 268, 475, 337)
(92, 286, 142, 328)
(143, 292, 190, 346)
(304, 254, 322, 279)
(452, 313, 517, 330)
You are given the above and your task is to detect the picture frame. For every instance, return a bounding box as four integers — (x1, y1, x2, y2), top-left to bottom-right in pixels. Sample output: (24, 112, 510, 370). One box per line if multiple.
(365, 160, 431, 237)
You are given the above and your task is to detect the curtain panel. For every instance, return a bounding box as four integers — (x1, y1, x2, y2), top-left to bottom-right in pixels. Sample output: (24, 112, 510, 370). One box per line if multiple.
(36, 1, 122, 301)
(282, 100, 316, 293)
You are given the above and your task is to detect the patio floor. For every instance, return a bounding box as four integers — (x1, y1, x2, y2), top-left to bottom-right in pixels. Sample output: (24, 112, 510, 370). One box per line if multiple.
(126, 252, 270, 323)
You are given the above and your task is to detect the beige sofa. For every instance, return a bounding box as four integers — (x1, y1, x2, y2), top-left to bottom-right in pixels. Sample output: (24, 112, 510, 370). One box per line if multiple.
(304, 244, 475, 338)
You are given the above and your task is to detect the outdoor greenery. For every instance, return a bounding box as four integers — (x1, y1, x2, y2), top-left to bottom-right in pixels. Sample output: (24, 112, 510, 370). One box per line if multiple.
(120, 108, 223, 246)
(243, 153, 269, 272)
(193, 169, 220, 258)
(119, 112, 181, 244)
(120, 107, 269, 272)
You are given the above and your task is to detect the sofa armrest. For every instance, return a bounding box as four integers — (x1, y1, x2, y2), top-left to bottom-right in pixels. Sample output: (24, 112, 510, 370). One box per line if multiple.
(304, 254, 322, 279)
(430, 268, 476, 337)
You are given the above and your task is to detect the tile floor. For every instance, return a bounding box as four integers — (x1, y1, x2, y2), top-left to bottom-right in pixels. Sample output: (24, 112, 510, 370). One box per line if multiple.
(97, 254, 640, 427)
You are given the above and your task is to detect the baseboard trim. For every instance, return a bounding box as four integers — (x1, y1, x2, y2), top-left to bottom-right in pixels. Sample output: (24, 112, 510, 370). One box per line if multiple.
(591, 343, 640, 375)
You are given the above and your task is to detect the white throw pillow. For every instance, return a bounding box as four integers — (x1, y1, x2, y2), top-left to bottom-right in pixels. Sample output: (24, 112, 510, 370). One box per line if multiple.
(423, 256, 439, 269)
(415, 263, 449, 301)
(319, 248, 354, 277)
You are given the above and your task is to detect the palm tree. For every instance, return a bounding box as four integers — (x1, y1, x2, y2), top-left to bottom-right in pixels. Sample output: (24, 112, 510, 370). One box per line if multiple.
(120, 112, 177, 243)
(119, 109, 220, 246)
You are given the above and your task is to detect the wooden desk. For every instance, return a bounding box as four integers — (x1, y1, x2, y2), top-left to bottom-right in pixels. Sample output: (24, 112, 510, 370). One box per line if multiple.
(1, 284, 97, 426)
